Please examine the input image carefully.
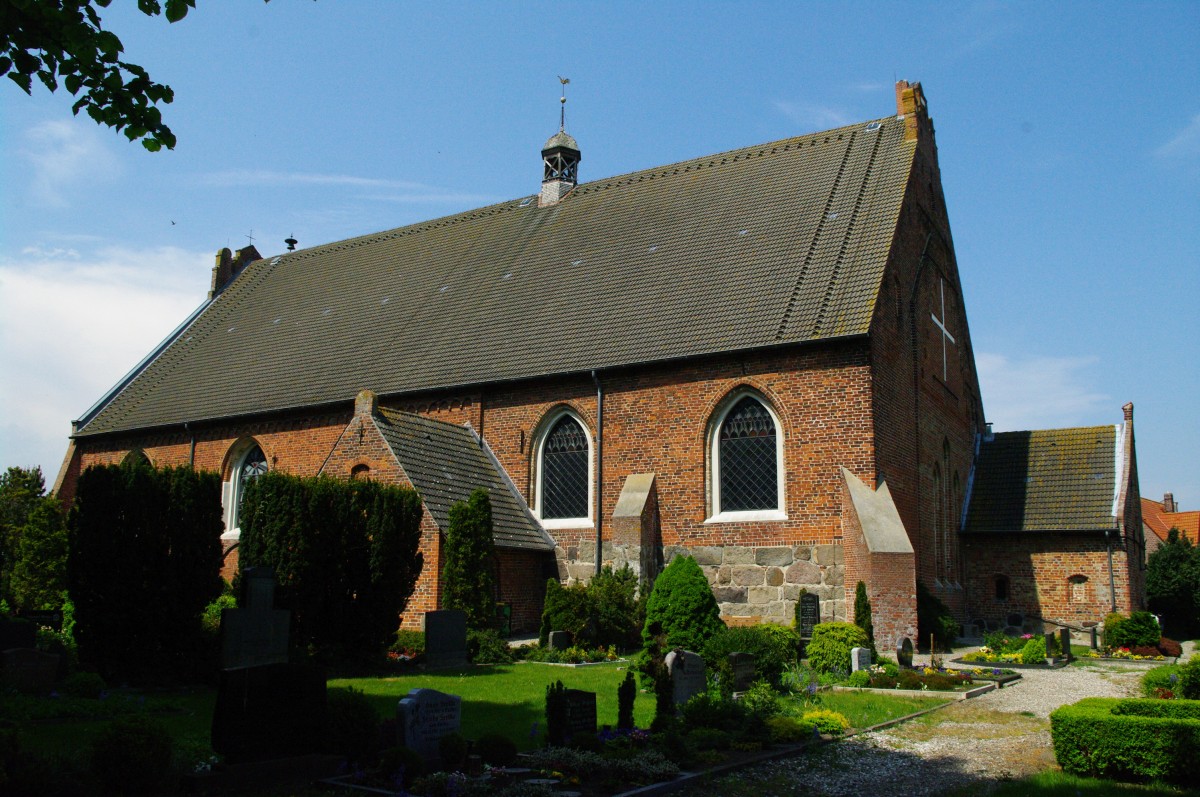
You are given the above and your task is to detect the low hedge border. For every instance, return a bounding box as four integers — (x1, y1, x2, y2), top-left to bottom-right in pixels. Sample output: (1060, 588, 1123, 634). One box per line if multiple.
(1049, 697, 1200, 785)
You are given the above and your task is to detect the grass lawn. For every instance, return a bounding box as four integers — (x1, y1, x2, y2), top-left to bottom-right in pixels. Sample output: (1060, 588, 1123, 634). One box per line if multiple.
(330, 661, 655, 749)
(950, 771, 1200, 796)
(801, 690, 950, 728)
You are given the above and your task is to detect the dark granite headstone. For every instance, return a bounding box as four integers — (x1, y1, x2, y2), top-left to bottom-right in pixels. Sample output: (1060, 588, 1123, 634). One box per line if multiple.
(424, 610, 469, 669)
(665, 649, 706, 705)
(1060, 628, 1072, 662)
(0, 618, 37, 651)
(1044, 632, 1057, 662)
(548, 630, 573, 651)
(1, 647, 59, 693)
(798, 593, 820, 639)
(564, 689, 597, 740)
(728, 652, 756, 691)
(220, 567, 290, 669)
(897, 637, 914, 669)
(398, 688, 461, 766)
(211, 662, 327, 764)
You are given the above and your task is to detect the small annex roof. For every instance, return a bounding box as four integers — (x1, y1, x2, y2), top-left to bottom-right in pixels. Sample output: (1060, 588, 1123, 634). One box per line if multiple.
(76, 112, 917, 438)
(373, 409, 553, 551)
(963, 425, 1120, 534)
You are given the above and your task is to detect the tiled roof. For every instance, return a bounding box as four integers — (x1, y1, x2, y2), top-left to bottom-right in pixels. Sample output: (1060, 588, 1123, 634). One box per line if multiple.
(76, 114, 915, 436)
(373, 409, 552, 551)
(1164, 511, 1200, 544)
(963, 426, 1119, 534)
(1142, 497, 1174, 543)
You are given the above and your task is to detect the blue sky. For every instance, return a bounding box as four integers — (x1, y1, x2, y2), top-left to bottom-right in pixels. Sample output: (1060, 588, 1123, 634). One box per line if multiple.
(2, 2, 1197, 507)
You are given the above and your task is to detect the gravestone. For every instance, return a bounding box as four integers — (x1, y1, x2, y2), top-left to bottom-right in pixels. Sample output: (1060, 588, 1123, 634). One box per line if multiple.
(850, 646, 872, 673)
(728, 652, 756, 691)
(548, 630, 573, 651)
(1060, 628, 1072, 662)
(798, 593, 820, 639)
(1044, 632, 1058, 663)
(896, 637, 914, 669)
(220, 567, 290, 669)
(424, 610, 469, 669)
(664, 649, 706, 705)
(398, 688, 462, 766)
(564, 689, 597, 740)
(1, 647, 59, 693)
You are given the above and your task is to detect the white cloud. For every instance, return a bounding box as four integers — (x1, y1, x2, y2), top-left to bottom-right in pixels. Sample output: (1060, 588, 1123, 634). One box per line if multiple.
(22, 120, 121, 207)
(1155, 114, 1200, 159)
(198, 170, 426, 191)
(773, 101, 852, 131)
(0, 246, 210, 475)
(976, 352, 1111, 432)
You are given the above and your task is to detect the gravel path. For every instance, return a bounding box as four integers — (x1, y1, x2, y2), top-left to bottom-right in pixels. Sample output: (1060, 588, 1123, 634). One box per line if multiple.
(677, 645, 1193, 797)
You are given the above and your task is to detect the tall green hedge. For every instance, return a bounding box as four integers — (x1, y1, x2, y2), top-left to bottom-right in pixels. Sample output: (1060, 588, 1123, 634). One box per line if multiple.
(237, 472, 423, 662)
(441, 488, 496, 630)
(1, 466, 68, 611)
(1050, 697, 1200, 785)
(68, 462, 223, 682)
(806, 622, 869, 674)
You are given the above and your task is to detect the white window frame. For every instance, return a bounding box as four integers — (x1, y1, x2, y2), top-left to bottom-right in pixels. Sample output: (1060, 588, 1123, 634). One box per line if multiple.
(706, 391, 787, 523)
(221, 440, 267, 542)
(533, 408, 594, 530)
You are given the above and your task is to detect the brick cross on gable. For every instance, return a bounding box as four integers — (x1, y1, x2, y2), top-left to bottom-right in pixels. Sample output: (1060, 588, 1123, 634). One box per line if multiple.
(931, 277, 956, 382)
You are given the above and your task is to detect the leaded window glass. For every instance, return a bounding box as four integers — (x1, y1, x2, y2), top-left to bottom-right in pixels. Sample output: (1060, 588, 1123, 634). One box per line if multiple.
(234, 445, 267, 527)
(542, 416, 589, 520)
(718, 397, 778, 512)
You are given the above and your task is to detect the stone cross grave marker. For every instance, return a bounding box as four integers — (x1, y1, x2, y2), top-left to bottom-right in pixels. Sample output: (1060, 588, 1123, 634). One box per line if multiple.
(1060, 628, 1072, 662)
(548, 630, 573, 651)
(564, 689, 597, 741)
(728, 652, 756, 692)
(665, 649, 706, 705)
(798, 593, 820, 639)
(851, 646, 872, 672)
(1, 647, 59, 693)
(897, 637, 914, 669)
(398, 688, 462, 766)
(424, 610, 469, 669)
(220, 567, 290, 670)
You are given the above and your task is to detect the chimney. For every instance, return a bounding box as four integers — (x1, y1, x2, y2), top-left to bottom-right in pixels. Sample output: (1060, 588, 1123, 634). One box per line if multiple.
(895, 79, 930, 143)
(1163, 493, 1177, 513)
(208, 245, 262, 299)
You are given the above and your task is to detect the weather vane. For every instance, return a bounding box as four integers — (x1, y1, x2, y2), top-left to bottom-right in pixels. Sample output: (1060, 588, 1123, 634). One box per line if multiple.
(558, 75, 570, 131)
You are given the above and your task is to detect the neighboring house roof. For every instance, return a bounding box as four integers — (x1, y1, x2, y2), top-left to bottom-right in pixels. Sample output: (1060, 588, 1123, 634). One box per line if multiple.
(76, 114, 916, 437)
(1142, 497, 1200, 545)
(374, 409, 553, 551)
(963, 426, 1119, 533)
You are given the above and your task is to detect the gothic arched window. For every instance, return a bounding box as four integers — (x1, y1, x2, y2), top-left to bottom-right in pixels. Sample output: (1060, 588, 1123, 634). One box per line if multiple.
(536, 412, 591, 526)
(222, 441, 267, 539)
(710, 393, 785, 520)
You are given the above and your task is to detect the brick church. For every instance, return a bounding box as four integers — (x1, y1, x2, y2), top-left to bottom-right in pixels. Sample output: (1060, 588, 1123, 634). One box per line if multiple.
(54, 81, 1145, 645)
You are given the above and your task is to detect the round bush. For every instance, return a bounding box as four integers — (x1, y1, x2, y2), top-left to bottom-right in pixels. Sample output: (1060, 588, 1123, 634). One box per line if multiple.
(801, 708, 850, 735)
(1108, 611, 1161, 648)
(90, 715, 173, 793)
(467, 628, 513, 664)
(1019, 635, 1047, 665)
(1159, 637, 1183, 657)
(62, 671, 106, 699)
(642, 556, 724, 656)
(326, 686, 381, 764)
(765, 715, 816, 743)
(846, 670, 871, 687)
(1179, 654, 1200, 700)
(701, 624, 798, 688)
(805, 622, 869, 674)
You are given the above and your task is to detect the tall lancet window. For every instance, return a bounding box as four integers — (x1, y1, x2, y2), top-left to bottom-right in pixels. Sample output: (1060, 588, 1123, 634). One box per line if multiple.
(710, 393, 785, 520)
(223, 441, 268, 539)
(537, 413, 591, 524)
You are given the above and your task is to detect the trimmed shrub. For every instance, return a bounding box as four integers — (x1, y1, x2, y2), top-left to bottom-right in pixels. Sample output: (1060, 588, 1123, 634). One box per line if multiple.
(738, 680, 782, 719)
(641, 556, 724, 659)
(846, 670, 871, 687)
(1019, 635, 1047, 665)
(392, 629, 425, 656)
(238, 472, 424, 663)
(1141, 664, 1181, 698)
(540, 565, 643, 650)
(1159, 637, 1183, 658)
(467, 628, 513, 664)
(806, 622, 869, 674)
(916, 581, 958, 652)
(1180, 655, 1200, 700)
(90, 715, 174, 793)
(766, 715, 816, 743)
(539, 579, 593, 646)
(441, 489, 497, 630)
(326, 686, 381, 764)
(1051, 697, 1200, 785)
(617, 670, 636, 730)
(677, 692, 746, 733)
(801, 709, 850, 735)
(701, 623, 799, 688)
(1106, 611, 1160, 649)
(475, 733, 517, 767)
(62, 671, 105, 699)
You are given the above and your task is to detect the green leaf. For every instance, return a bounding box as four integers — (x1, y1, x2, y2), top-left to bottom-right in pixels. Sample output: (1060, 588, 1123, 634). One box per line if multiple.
(0, 57, 12, 77)
(65, 73, 83, 94)
(164, 0, 193, 23)
(7, 72, 33, 94)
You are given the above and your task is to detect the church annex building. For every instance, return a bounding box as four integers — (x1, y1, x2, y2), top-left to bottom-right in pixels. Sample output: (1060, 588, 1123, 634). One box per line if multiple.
(54, 82, 1145, 645)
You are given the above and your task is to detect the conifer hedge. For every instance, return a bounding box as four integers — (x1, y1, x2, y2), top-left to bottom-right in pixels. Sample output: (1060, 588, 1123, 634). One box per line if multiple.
(237, 472, 423, 662)
(68, 462, 223, 682)
(441, 488, 496, 630)
(641, 555, 724, 658)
